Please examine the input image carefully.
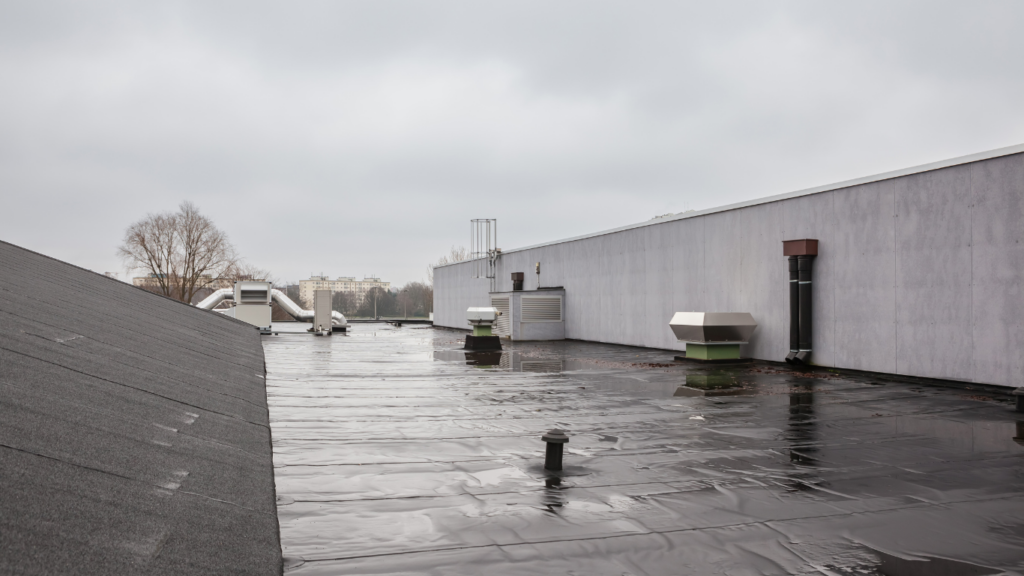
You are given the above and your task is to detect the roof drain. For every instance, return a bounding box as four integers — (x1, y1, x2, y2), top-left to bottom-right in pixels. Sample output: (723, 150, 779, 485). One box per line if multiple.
(783, 240, 818, 365)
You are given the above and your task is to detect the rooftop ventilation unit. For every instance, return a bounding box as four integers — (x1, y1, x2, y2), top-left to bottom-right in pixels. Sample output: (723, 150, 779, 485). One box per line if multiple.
(313, 290, 332, 335)
(669, 312, 757, 361)
(464, 306, 502, 350)
(228, 281, 273, 332)
(487, 288, 565, 341)
(490, 296, 511, 336)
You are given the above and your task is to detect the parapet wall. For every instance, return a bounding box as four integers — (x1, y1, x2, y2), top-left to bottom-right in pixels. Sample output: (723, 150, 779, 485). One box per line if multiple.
(435, 146, 1024, 388)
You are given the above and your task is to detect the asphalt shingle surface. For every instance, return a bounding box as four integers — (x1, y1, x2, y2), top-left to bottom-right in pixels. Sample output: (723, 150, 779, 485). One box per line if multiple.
(0, 241, 281, 575)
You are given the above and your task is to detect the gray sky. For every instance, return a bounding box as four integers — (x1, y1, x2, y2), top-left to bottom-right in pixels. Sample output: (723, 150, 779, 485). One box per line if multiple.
(2, 1, 1022, 287)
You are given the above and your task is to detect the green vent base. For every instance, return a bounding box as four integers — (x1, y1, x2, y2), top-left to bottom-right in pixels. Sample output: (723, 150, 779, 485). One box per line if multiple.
(686, 343, 741, 360)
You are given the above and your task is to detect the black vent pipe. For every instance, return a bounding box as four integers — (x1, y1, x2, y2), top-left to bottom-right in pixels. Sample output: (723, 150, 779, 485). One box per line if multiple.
(783, 239, 818, 365)
(786, 256, 799, 363)
(796, 255, 815, 364)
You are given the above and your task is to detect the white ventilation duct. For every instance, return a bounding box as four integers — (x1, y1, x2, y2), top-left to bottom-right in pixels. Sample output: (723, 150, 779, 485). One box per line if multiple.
(195, 287, 348, 328)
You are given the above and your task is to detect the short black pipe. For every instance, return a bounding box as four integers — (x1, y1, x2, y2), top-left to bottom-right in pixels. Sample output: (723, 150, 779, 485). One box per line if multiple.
(1014, 388, 1024, 412)
(545, 442, 563, 471)
(795, 255, 815, 364)
(542, 429, 569, 471)
(786, 256, 799, 364)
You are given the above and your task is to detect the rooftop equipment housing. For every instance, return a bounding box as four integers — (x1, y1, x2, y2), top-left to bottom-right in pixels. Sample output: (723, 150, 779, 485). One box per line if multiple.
(489, 288, 565, 341)
(313, 289, 332, 334)
(230, 281, 272, 332)
(464, 306, 502, 350)
(669, 312, 757, 360)
(195, 282, 348, 332)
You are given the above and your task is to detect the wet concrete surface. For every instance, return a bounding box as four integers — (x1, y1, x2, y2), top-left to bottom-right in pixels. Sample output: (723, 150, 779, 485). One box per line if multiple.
(265, 323, 1024, 575)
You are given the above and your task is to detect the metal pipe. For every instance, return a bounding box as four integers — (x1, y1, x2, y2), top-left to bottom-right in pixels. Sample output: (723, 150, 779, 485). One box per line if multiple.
(542, 429, 568, 471)
(198, 287, 348, 327)
(195, 288, 234, 310)
(786, 256, 799, 364)
(270, 289, 349, 327)
(795, 255, 815, 364)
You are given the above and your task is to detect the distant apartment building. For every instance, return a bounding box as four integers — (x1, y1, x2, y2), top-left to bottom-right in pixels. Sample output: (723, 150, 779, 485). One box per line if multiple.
(132, 274, 234, 291)
(299, 275, 390, 307)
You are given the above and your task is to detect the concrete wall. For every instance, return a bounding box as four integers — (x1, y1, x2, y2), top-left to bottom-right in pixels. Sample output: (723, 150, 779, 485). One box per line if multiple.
(435, 149, 1024, 388)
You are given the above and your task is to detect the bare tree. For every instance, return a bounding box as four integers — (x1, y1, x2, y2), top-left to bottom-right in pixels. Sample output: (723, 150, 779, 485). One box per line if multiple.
(119, 212, 179, 297)
(224, 262, 275, 285)
(118, 201, 239, 303)
(397, 281, 433, 317)
(426, 245, 469, 285)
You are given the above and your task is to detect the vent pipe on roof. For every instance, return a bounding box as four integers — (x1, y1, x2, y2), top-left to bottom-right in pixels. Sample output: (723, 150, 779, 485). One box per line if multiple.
(787, 257, 799, 363)
(783, 240, 818, 365)
(796, 255, 815, 364)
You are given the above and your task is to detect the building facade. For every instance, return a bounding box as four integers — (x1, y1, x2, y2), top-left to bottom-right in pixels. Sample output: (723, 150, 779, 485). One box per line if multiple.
(435, 144, 1024, 389)
(299, 275, 391, 307)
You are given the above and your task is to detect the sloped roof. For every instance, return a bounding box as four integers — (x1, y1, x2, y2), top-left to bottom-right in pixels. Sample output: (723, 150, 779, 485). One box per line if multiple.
(0, 241, 281, 575)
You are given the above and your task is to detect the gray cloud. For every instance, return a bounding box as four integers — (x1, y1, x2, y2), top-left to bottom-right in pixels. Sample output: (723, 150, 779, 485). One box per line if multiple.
(2, 1, 1022, 285)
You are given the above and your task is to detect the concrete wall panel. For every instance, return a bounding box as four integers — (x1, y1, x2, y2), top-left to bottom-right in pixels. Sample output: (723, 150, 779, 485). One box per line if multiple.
(833, 180, 897, 374)
(782, 192, 837, 367)
(643, 222, 675, 350)
(895, 164, 973, 380)
(670, 218, 706, 352)
(971, 153, 1024, 386)
(435, 149, 1021, 387)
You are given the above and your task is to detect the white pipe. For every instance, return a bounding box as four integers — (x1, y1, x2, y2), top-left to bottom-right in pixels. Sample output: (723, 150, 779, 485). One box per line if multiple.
(271, 289, 348, 327)
(195, 287, 348, 327)
(196, 288, 234, 310)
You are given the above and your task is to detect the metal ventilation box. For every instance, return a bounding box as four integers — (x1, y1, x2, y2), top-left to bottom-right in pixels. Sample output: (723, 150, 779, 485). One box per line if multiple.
(230, 281, 272, 329)
(313, 289, 332, 331)
(488, 288, 565, 341)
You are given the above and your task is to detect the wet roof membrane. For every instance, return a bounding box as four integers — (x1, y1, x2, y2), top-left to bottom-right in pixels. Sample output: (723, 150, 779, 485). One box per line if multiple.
(266, 323, 1024, 575)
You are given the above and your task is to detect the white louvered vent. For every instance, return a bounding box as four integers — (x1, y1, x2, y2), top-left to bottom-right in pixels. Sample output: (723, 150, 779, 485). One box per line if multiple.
(521, 296, 562, 322)
(491, 296, 511, 336)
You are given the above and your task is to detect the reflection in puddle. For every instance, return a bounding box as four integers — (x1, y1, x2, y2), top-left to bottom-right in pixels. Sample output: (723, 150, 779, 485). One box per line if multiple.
(674, 372, 747, 397)
(521, 360, 564, 373)
(788, 385, 816, 466)
(786, 384, 819, 493)
(432, 349, 564, 372)
(542, 476, 566, 513)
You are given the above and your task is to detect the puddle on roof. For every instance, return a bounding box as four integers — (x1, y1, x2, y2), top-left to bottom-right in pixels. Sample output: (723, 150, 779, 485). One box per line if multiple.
(263, 323, 1024, 575)
(433, 349, 567, 372)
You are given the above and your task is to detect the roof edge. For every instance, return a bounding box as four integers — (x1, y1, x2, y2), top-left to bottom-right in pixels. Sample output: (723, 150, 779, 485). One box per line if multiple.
(436, 141, 1024, 268)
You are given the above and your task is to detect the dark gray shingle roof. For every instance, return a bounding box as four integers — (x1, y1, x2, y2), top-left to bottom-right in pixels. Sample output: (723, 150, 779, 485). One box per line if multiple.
(0, 241, 281, 575)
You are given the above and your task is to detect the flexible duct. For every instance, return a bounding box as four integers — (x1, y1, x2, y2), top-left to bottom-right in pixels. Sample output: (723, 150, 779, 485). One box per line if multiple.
(271, 289, 348, 327)
(196, 288, 234, 310)
(195, 288, 348, 327)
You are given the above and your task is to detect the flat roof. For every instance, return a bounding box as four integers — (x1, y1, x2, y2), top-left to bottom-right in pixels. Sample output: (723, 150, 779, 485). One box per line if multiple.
(438, 142, 1024, 266)
(265, 323, 1024, 573)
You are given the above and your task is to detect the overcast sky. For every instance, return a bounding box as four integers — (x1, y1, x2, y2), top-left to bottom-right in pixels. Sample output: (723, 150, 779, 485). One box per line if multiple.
(2, 1, 1022, 286)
